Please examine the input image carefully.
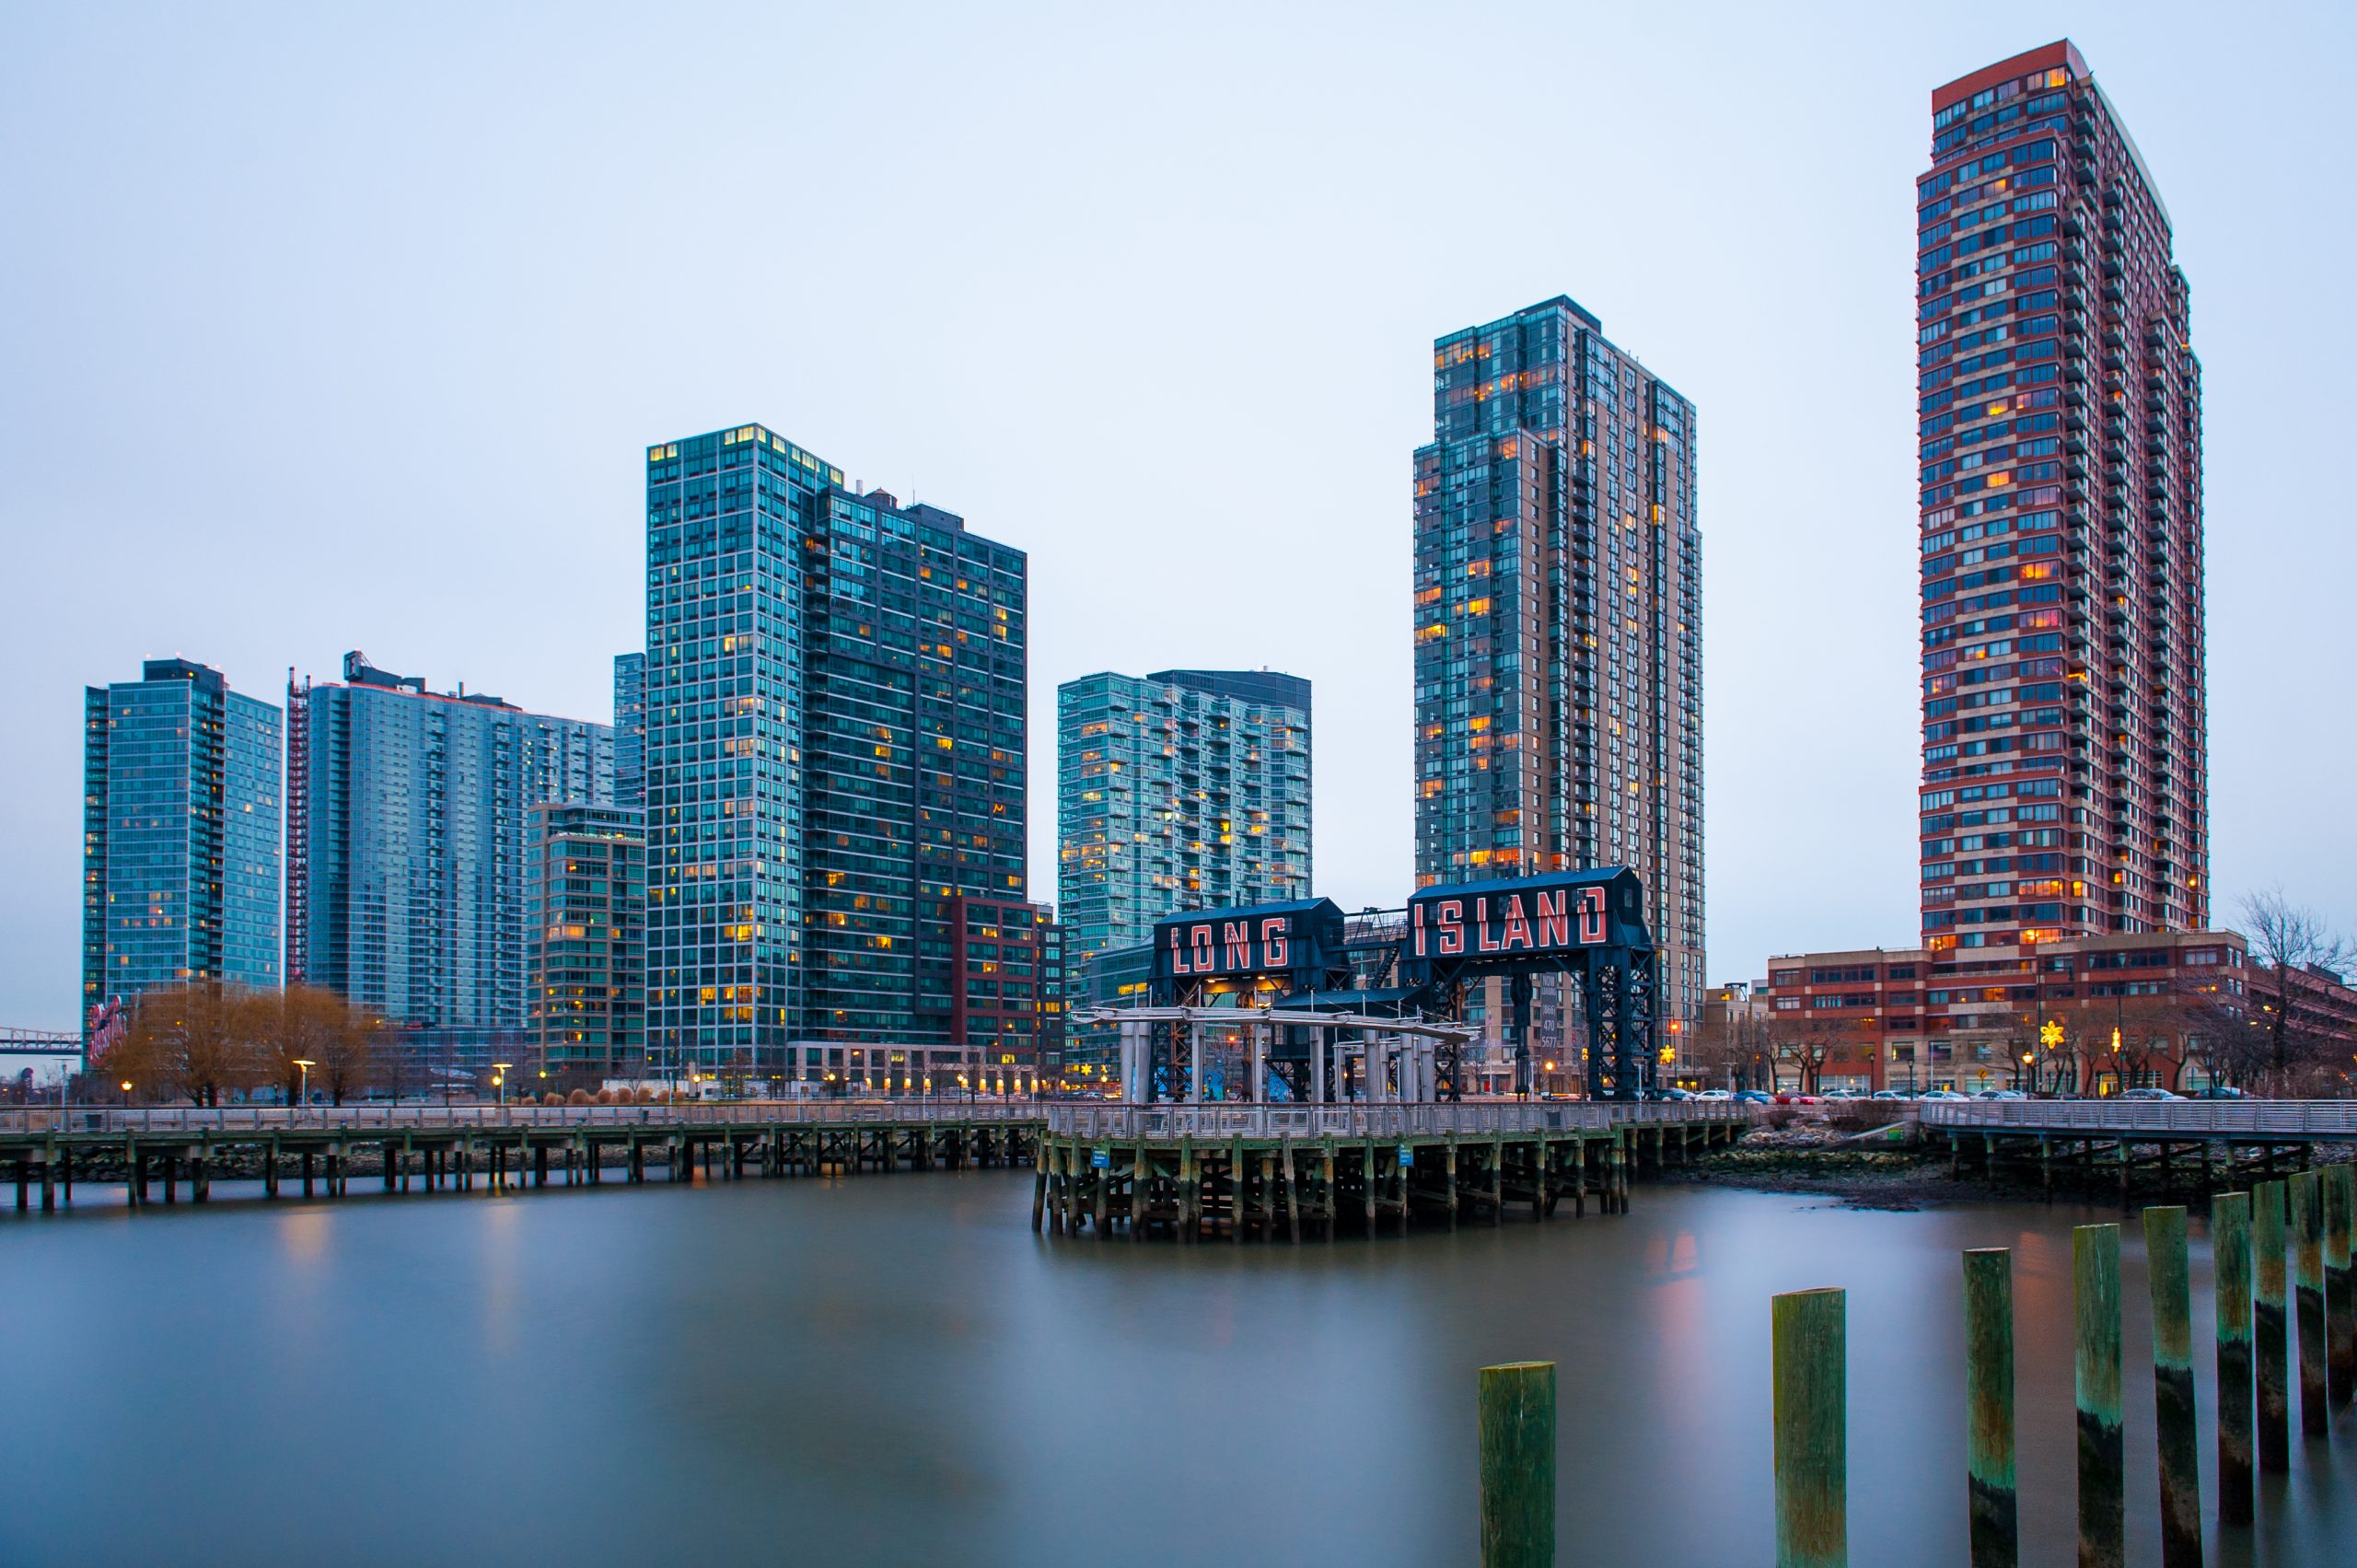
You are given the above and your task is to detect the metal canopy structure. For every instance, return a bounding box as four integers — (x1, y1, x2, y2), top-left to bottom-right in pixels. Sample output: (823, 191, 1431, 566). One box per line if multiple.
(1103, 1006, 1477, 1108)
(1137, 869, 1658, 1101)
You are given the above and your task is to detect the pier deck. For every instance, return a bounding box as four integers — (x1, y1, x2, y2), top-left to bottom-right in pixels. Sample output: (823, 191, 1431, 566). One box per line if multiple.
(1033, 1102, 1751, 1241)
(1918, 1099, 2357, 1202)
(0, 1102, 1044, 1209)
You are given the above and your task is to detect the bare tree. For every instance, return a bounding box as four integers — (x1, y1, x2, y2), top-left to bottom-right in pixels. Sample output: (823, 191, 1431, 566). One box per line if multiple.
(1691, 1009, 1780, 1090)
(2237, 888, 2352, 1088)
(109, 984, 266, 1106)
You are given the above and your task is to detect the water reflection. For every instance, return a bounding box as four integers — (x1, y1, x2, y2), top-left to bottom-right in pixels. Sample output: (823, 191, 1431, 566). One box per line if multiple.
(2, 1178, 2348, 1566)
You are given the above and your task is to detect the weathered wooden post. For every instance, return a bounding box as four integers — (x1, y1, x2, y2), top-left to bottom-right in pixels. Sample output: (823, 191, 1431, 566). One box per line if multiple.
(2291, 1168, 2328, 1436)
(1029, 1138, 1047, 1233)
(1961, 1249, 2017, 1568)
(1773, 1287, 1846, 1568)
(2074, 1223, 2123, 1568)
(2142, 1206, 2200, 1567)
(2253, 1179, 2291, 1473)
(2212, 1191, 2254, 1527)
(1477, 1361, 1555, 1568)
(2328, 1162, 2354, 1411)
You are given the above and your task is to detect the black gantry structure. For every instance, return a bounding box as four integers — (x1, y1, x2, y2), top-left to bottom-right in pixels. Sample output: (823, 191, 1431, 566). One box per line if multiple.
(1398, 869, 1656, 1102)
(1144, 869, 1658, 1101)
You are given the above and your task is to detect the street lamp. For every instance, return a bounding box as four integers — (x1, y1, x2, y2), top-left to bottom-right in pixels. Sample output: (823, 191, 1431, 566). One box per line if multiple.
(493, 1063, 513, 1110)
(292, 1058, 315, 1118)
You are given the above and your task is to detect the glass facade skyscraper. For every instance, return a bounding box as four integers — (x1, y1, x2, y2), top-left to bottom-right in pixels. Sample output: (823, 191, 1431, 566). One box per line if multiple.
(644, 424, 1027, 1083)
(1917, 41, 2206, 952)
(612, 652, 645, 812)
(81, 658, 281, 1022)
(1412, 296, 1704, 1025)
(524, 802, 645, 1083)
(1057, 668, 1311, 968)
(295, 651, 612, 1040)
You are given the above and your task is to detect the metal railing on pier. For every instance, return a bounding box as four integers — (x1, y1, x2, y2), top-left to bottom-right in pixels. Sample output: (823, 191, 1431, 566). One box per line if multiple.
(1917, 1099, 2357, 1137)
(0, 1100, 1050, 1137)
(1046, 1100, 1751, 1142)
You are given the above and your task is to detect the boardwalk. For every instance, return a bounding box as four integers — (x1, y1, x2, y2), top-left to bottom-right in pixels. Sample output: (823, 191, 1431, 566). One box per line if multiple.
(0, 1101, 1045, 1210)
(1918, 1098, 2357, 1202)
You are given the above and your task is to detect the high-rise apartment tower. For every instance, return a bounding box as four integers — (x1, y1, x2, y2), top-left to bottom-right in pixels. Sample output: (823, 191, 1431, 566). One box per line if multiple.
(1917, 41, 2205, 954)
(643, 424, 1026, 1083)
(1058, 668, 1311, 967)
(1412, 297, 1704, 1023)
(81, 658, 281, 1022)
(293, 652, 612, 1039)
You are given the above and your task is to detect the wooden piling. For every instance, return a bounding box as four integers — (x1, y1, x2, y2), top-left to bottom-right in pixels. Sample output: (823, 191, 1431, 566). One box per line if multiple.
(2142, 1206, 2200, 1568)
(2328, 1163, 2354, 1411)
(1961, 1249, 2017, 1568)
(2073, 1223, 2123, 1568)
(2253, 1179, 2290, 1473)
(1282, 1135, 1300, 1245)
(2292, 1169, 2328, 1436)
(1477, 1361, 1555, 1568)
(1772, 1287, 1846, 1568)
(2212, 1191, 2254, 1527)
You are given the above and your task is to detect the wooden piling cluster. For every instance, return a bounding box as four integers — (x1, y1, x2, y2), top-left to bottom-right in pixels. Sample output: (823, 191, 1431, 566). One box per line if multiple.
(1028, 1119, 1746, 1242)
(1746, 1179, 2357, 1567)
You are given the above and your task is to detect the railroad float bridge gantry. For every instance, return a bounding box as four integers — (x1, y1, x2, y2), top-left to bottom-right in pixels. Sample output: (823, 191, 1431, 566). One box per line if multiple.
(1142, 867, 1659, 1100)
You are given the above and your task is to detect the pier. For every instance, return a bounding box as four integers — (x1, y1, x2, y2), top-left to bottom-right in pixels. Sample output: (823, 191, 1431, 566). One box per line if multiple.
(1032, 1100, 1751, 1241)
(1919, 1099, 2357, 1202)
(0, 1102, 1042, 1210)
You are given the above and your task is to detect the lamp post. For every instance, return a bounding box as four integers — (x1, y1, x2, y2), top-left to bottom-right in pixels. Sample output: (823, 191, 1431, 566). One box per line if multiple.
(292, 1058, 315, 1121)
(493, 1063, 513, 1111)
(120, 1078, 133, 1108)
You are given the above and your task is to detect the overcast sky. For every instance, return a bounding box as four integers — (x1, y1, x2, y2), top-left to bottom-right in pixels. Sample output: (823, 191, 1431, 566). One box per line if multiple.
(3, 1, 2349, 1031)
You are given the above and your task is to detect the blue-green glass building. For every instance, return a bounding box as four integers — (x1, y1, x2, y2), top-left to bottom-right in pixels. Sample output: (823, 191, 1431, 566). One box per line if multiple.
(295, 652, 611, 1048)
(612, 652, 645, 811)
(524, 802, 645, 1083)
(1056, 668, 1311, 970)
(644, 424, 1027, 1086)
(81, 658, 282, 1025)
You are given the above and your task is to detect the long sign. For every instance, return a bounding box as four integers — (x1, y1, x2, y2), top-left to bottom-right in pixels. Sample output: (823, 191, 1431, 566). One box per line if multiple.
(1407, 885, 1608, 959)
(1161, 914, 1296, 978)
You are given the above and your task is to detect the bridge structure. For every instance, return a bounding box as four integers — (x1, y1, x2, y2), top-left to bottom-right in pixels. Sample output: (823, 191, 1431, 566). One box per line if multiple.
(0, 1028, 80, 1063)
(1919, 1098, 2357, 1202)
(1137, 867, 1660, 1101)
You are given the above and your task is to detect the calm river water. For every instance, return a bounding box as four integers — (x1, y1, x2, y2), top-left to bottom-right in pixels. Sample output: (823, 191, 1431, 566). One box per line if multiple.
(3, 1171, 2349, 1565)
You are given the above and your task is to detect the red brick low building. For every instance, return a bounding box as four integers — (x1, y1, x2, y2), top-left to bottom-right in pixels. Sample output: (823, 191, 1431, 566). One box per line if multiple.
(1755, 930, 2354, 1094)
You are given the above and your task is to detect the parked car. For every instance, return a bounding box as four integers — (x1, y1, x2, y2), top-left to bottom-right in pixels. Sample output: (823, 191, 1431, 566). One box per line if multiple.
(1869, 1089, 1913, 1100)
(1919, 1088, 1970, 1101)
(1642, 1086, 1695, 1102)
(1772, 1091, 1823, 1106)
(2197, 1086, 2249, 1098)
(1733, 1090, 1775, 1105)
(1691, 1089, 1734, 1101)
(1975, 1089, 2028, 1100)
(2119, 1086, 2184, 1101)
